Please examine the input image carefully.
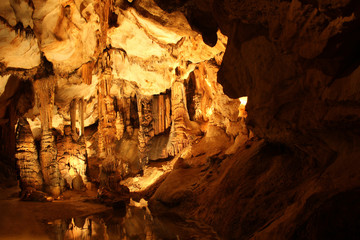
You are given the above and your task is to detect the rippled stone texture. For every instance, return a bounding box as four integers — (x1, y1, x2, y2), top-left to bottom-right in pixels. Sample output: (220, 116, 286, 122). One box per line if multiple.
(15, 118, 43, 191)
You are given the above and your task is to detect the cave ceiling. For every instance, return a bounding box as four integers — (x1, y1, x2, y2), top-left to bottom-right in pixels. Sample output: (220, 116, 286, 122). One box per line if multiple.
(0, 0, 227, 133)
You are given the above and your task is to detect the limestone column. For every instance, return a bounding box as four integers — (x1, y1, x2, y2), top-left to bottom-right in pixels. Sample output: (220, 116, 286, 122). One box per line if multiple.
(97, 53, 116, 158)
(34, 77, 61, 196)
(167, 80, 190, 156)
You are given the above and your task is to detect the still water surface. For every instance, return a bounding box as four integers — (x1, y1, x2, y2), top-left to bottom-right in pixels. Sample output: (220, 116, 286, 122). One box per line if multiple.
(45, 206, 220, 240)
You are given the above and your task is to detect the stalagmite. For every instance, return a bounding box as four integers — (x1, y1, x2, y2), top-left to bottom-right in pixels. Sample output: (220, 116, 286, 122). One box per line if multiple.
(167, 79, 190, 156)
(57, 125, 87, 191)
(137, 95, 153, 164)
(15, 118, 43, 192)
(191, 64, 213, 122)
(34, 78, 61, 196)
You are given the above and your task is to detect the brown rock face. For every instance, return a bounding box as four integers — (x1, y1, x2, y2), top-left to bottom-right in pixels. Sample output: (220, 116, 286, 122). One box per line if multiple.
(147, 0, 360, 239)
(213, 0, 360, 151)
(39, 129, 61, 197)
(15, 118, 43, 191)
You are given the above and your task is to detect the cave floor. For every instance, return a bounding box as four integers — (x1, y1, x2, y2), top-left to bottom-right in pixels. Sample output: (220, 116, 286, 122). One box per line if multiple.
(0, 183, 221, 240)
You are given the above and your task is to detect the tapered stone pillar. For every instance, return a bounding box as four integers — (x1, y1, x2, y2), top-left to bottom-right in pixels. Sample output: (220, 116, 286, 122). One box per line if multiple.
(79, 98, 85, 136)
(70, 98, 78, 136)
(167, 80, 190, 156)
(34, 78, 61, 196)
(97, 52, 116, 158)
(15, 118, 43, 192)
(57, 125, 87, 190)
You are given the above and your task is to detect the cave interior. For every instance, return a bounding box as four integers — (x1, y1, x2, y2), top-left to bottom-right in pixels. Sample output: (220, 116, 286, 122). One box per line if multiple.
(0, 0, 360, 239)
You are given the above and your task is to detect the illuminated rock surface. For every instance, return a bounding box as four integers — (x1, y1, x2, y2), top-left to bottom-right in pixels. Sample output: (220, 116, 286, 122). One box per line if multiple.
(15, 118, 43, 192)
(0, 0, 360, 239)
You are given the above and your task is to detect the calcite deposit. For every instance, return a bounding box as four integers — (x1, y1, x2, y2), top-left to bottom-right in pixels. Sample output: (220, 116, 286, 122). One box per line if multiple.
(0, 0, 360, 239)
(15, 117, 43, 191)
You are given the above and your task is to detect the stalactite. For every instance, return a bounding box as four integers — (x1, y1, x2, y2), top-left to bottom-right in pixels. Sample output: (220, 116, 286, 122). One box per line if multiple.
(79, 98, 85, 137)
(70, 98, 78, 137)
(125, 97, 132, 135)
(34, 77, 61, 196)
(96, 0, 112, 53)
(115, 98, 125, 140)
(15, 118, 43, 192)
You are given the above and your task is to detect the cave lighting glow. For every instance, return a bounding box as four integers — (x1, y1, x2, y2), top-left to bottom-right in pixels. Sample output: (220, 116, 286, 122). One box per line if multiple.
(239, 96, 248, 106)
(238, 96, 248, 118)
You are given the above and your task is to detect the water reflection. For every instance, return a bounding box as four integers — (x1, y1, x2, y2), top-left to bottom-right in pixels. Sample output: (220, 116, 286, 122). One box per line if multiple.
(46, 206, 219, 240)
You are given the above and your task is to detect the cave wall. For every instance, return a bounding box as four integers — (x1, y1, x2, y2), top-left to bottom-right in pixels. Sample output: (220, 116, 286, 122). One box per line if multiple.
(148, 0, 360, 239)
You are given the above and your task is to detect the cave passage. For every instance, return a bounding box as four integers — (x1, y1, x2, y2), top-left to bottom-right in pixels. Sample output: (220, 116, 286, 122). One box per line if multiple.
(1, 0, 360, 239)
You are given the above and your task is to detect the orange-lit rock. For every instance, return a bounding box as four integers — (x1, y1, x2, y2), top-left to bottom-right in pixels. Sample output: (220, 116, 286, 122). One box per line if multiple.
(15, 118, 43, 191)
(56, 125, 87, 190)
(1, 0, 359, 239)
(0, 22, 40, 69)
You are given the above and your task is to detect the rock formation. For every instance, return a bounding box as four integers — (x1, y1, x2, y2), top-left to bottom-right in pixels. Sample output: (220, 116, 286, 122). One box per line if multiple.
(34, 78, 62, 196)
(56, 125, 87, 191)
(15, 118, 43, 191)
(137, 95, 154, 163)
(0, 0, 359, 239)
